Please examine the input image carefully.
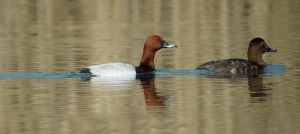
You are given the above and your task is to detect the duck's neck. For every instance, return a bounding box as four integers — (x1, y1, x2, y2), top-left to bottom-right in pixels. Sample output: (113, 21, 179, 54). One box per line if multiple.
(139, 46, 156, 68)
(248, 50, 266, 66)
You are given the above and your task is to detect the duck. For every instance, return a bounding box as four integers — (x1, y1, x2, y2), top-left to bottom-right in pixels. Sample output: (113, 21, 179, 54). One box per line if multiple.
(196, 37, 277, 74)
(80, 35, 177, 77)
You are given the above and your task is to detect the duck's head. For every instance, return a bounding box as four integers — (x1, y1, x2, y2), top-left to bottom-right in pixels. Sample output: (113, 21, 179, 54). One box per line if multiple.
(140, 35, 177, 68)
(247, 37, 277, 65)
(144, 35, 177, 51)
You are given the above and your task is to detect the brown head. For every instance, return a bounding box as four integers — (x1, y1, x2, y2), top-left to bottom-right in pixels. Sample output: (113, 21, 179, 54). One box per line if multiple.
(139, 35, 177, 68)
(247, 37, 277, 66)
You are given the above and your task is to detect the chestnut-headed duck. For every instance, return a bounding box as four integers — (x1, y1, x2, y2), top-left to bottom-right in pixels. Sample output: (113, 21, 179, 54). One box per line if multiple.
(80, 35, 177, 77)
(196, 37, 277, 74)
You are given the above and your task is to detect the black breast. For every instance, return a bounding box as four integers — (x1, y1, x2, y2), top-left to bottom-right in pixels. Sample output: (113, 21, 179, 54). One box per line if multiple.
(79, 68, 92, 74)
(135, 65, 155, 74)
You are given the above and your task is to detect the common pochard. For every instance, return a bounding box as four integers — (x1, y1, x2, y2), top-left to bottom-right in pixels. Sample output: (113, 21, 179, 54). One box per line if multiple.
(196, 37, 277, 74)
(80, 35, 177, 77)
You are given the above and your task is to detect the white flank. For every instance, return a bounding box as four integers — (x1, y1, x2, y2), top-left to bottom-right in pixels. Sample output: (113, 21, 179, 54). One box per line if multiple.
(88, 63, 136, 78)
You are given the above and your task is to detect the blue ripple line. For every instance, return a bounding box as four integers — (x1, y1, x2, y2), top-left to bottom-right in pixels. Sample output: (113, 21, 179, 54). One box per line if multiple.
(155, 68, 216, 76)
(0, 72, 91, 79)
(264, 64, 287, 75)
(0, 64, 286, 80)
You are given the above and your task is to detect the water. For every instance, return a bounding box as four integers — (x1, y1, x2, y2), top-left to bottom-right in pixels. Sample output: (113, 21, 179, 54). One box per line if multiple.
(0, 0, 300, 134)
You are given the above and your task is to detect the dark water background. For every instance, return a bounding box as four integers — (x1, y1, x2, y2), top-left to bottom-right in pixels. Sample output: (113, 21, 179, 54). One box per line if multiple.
(0, 0, 299, 134)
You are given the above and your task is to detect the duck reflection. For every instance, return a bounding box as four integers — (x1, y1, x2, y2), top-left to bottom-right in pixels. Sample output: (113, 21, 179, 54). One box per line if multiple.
(248, 75, 264, 91)
(137, 74, 164, 107)
(248, 74, 272, 102)
(208, 73, 272, 102)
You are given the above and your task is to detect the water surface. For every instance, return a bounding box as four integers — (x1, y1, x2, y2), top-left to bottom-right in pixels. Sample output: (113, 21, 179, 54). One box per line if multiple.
(0, 0, 299, 134)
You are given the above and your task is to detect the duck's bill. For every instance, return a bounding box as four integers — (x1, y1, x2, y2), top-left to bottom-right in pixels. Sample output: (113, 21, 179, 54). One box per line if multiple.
(162, 42, 177, 48)
(266, 47, 277, 52)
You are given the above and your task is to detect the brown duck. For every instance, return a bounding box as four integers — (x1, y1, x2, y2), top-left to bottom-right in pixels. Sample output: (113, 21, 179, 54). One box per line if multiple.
(196, 38, 277, 74)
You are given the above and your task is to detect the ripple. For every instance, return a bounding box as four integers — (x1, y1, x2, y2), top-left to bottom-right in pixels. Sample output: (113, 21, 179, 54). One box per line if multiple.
(0, 72, 90, 79)
(264, 64, 287, 75)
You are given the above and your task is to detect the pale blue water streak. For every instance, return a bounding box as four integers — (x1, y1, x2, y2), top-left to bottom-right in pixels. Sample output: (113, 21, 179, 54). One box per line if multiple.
(0, 72, 86, 79)
(0, 64, 286, 80)
(263, 64, 287, 75)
